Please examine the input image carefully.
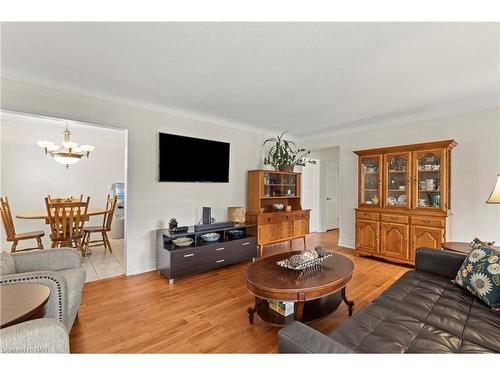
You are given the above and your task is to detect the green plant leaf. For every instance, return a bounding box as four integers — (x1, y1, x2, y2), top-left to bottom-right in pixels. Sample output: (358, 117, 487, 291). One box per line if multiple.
(261, 130, 314, 169)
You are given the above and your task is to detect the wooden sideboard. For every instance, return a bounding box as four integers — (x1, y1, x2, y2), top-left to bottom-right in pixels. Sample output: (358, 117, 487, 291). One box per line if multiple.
(354, 140, 457, 265)
(245, 170, 310, 257)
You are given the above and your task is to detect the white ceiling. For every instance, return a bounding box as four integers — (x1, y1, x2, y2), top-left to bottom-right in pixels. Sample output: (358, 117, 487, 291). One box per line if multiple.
(1, 22, 498, 138)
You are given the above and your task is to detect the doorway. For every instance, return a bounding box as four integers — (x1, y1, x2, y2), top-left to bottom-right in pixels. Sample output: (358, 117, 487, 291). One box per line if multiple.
(301, 158, 320, 232)
(0, 111, 128, 281)
(301, 146, 339, 232)
(324, 160, 339, 230)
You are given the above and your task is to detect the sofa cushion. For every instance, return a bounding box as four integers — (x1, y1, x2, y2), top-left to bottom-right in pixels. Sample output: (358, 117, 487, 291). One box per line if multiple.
(328, 270, 500, 353)
(454, 246, 500, 310)
(0, 251, 16, 276)
(328, 302, 427, 352)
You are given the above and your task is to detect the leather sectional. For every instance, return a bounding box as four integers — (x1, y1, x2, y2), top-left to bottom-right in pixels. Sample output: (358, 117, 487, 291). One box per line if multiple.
(278, 248, 500, 353)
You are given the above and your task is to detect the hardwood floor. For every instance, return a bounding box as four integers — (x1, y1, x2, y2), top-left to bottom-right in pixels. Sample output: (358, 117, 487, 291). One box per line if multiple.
(69, 230, 411, 353)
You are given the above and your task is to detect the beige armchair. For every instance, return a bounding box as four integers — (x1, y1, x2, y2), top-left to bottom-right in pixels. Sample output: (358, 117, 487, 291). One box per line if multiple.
(0, 248, 86, 353)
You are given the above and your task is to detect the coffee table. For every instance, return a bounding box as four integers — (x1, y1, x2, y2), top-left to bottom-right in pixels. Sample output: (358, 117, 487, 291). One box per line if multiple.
(0, 283, 51, 329)
(246, 251, 354, 325)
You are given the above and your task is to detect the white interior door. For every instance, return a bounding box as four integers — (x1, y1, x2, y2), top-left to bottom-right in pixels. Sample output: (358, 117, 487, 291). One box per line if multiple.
(301, 159, 320, 232)
(324, 160, 339, 230)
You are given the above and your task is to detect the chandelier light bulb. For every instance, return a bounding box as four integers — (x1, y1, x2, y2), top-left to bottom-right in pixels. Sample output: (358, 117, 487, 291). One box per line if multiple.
(80, 144, 95, 157)
(62, 141, 79, 149)
(37, 140, 54, 148)
(80, 144, 95, 152)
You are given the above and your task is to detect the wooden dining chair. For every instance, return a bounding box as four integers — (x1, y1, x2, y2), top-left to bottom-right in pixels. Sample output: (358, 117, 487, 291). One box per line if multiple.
(0, 197, 45, 252)
(82, 195, 117, 254)
(45, 196, 89, 256)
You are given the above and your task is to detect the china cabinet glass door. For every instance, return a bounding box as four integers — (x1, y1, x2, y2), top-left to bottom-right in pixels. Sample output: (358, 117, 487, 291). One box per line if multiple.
(263, 172, 297, 198)
(360, 155, 382, 207)
(414, 150, 445, 210)
(384, 152, 410, 208)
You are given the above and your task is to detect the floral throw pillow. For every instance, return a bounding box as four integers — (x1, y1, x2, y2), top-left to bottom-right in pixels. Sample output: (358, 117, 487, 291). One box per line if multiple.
(454, 246, 500, 311)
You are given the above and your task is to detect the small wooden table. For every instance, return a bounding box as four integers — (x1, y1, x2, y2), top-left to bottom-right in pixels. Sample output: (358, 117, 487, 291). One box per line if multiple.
(246, 251, 354, 325)
(16, 208, 107, 223)
(441, 242, 500, 254)
(0, 283, 51, 329)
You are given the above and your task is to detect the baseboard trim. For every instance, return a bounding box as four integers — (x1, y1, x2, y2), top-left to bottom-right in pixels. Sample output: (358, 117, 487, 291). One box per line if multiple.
(338, 238, 355, 249)
(126, 260, 156, 276)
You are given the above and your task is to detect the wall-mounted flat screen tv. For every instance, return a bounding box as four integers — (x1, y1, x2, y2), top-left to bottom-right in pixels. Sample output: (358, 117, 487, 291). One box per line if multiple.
(159, 133, 230, 182)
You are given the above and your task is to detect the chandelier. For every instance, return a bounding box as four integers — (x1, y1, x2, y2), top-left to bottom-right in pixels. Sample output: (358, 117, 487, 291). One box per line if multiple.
(37, 123, 95, 169)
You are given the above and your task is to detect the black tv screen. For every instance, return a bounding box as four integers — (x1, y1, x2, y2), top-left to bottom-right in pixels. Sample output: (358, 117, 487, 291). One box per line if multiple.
(159, 133, 230, 182)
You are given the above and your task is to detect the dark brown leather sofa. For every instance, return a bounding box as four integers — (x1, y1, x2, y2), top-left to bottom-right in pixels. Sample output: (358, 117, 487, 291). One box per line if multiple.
(278, 248, 500, 353)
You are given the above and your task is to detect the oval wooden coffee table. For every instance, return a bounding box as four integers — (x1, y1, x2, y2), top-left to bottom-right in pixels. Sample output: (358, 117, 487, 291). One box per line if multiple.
(0, 283, 51, 329)
(246, 251, 354, 326)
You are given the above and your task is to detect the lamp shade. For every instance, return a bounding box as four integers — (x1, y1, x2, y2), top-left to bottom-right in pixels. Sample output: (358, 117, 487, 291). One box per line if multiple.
(37, 140, 54, 148)
(486, 174, 500, 204)
(80, 144, 95, 152)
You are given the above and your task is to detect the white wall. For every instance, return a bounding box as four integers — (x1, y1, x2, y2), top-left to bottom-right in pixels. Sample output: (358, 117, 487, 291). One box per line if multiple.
(303, 108, 500, 249)
(0, 112, 125, 248)
(1, 79, 266, 274)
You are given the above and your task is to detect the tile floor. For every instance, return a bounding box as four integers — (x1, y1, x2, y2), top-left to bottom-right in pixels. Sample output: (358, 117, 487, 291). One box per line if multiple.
(82, 238, 125, 282)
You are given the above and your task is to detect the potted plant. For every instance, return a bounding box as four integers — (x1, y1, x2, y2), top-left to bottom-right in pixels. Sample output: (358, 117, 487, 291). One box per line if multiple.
(263, 131, 315, 172)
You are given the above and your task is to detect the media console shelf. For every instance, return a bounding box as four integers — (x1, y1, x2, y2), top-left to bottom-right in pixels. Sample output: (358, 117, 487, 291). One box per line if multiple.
(156, 223, 258, 284)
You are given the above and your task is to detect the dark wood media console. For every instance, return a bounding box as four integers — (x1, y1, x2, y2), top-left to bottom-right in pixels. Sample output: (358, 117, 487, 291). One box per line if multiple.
(156, 223, 258, 284)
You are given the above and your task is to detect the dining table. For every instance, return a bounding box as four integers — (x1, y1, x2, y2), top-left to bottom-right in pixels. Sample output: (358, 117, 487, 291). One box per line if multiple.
(16, 208, 108, 223)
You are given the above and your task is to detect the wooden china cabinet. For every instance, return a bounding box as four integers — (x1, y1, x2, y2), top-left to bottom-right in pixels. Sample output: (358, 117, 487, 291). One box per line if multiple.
(246, 170, 310, 258)
(354, 140, 457, 265)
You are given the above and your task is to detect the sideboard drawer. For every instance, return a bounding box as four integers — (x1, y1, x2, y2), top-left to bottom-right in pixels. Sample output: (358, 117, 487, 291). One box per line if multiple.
(290, 210, 309, 220)
(228, 237, 258, 262)
(356, 211, 380, 221)
(258, 211, 309, 224)
(258, 214, 280, 225)
(171, 246, 213, 265)
(170, 246, 213, 277)
(210, 244, 232, 259)
(411, 216, 445, 228)
(381, 214, 409, 224)
(279, 212, 297, 222)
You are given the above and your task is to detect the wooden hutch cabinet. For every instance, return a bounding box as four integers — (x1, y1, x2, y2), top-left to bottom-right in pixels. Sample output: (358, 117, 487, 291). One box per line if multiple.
(354, 140, 456, 265)
(246, 170, 310, 257)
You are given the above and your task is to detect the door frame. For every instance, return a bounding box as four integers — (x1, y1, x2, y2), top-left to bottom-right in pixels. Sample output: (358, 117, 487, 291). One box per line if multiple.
(1, 109, 129, 274)
(322, 159, 339, 231)
(301, 158, 321, 232)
